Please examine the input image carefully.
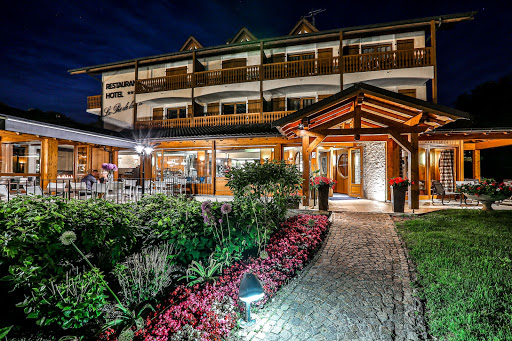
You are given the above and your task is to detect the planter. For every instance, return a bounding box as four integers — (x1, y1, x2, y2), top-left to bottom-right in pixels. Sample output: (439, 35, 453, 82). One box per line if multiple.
(287, 200, 300, 209)
(317, 185, 330, 211)
(465, 194, 509, 211)
(391, 186, 407, 213)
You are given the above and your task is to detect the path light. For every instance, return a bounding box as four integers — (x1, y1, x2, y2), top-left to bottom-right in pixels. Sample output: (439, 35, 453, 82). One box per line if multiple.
(238, 273, 265, 327)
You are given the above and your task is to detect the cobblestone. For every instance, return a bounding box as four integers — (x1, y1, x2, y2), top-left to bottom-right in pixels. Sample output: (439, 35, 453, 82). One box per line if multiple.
(231, 212, 427, 340)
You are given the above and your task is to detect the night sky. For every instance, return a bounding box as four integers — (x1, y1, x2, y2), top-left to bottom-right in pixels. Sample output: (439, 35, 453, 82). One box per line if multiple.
(0, 0, 510, 123)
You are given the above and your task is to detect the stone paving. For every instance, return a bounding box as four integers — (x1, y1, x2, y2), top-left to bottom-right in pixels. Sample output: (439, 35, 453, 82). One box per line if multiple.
(231, 212, 427, 341)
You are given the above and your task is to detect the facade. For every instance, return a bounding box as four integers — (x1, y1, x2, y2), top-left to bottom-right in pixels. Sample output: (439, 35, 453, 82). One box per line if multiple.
(4, 11, 512, 207)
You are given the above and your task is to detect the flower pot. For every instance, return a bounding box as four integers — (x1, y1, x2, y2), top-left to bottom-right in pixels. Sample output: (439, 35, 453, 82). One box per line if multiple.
(391, 186, 407, 213)
(318, 185, 330, 211)
(465, 194, 509, 211)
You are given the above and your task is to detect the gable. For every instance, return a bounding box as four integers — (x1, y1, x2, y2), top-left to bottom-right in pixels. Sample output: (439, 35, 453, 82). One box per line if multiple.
(289, 18, 319, 35)
(179, 36, 203, 52)
(228, 27, 257, 44)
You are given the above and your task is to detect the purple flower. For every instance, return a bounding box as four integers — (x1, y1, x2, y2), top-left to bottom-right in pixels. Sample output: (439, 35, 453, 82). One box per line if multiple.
(218, 218, 223, 224)
(201, 200, 212, 213)
(220, 203, 232, 215)
(101, 163, 118, 172)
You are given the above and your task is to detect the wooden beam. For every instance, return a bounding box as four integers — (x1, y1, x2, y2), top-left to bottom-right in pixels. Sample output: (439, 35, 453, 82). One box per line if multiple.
(408, 133, 420, 209)
(430, 20, 438, 104)
(211, 141, 216, 195)
(274, 143, 283, 161)
(307, 134, 326, 155)
(386, 138, 400, 201)
(302, 136, 311, 206)
(133, 60, 138, 127)
(339, 31, 344, 91)
(420, 132, 512, 141)
(260, 41, 264, 118)
(472, 149, 481, 180)
(40, 138, 58, 188)
(403, 113, 425, 126)
(309, 111, 355, 131)
(360, 110, 407, 128)
(474, 139, 512, 149)
(389, 132, 413, 153)
(314, 126, 427, 137)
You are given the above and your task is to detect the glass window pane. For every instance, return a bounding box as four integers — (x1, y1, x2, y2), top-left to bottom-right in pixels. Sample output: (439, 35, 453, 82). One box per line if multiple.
(223, 104, 235, 115)
(302, 98, 314, 108)
(1, 142, 41, 174)
(288, 99, 301, 111)
(236, 103, 246, 114)
(351, 149, 361, 184)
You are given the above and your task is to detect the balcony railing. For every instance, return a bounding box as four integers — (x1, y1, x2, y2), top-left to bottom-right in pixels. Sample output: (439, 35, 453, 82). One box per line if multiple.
(134, 47, 433, 94)
(134, 111, 293, 129)
(87, 95, 101, 109)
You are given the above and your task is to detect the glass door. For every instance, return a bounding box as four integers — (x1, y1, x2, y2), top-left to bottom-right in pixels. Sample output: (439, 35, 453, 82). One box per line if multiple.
(348, 147, 363, 197)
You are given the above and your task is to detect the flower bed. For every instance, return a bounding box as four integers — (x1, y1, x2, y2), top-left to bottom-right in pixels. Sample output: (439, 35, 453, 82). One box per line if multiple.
(103, 214, 329, 341)
(456, 178, 512, 197)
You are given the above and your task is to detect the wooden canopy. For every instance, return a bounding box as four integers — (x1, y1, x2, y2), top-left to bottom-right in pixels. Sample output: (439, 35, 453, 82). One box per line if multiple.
(179, 36, 203, 51)
(228, 27, 257, 44)
(273, 83, 469, 209)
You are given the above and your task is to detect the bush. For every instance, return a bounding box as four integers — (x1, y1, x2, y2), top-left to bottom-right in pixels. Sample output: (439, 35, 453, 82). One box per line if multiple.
(18, 268, 109, 329)
(114, 244, 177, 308)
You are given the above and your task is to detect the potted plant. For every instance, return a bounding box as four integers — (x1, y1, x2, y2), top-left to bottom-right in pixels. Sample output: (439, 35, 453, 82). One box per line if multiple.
(310, 176, 337, 211)
(456, 178, 512, 211)
(389, 177, 412, 213)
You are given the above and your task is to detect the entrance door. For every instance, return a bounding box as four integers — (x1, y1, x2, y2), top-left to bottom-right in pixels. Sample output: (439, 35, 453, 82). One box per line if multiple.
(348, 147, 363, 197)
(334, 149, 349, 194)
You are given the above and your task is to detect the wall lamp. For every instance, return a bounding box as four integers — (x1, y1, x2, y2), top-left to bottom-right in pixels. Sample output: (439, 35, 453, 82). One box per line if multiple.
(238, 273, 265, 327)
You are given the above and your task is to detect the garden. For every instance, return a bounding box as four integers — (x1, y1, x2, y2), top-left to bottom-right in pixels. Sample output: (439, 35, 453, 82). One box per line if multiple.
(397, 210, 512, 340)
(0, 160, 330, 340)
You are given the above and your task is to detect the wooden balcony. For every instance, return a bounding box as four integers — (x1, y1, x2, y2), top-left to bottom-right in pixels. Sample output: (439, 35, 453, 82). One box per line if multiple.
(87, 95, 101, 109)
(134, 111, 293, 129)
(134, 47, 433, 94)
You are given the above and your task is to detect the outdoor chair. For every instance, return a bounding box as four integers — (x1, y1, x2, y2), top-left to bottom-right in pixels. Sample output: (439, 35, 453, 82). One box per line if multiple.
(124, 179, 137, 200)
(46, 182, 67, 197)
(0, 184, 12, 200)
(107, 181, 125, 202)
(92, 183, 107, 198)
(69, 182, 89, 199)
(455, 180, 480, 206)
(431, 181, 460, 205)
(25, 186, 44, 196)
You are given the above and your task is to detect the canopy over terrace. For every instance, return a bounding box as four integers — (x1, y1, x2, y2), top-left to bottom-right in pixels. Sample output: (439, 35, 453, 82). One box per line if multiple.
(272, 83, 469, 208)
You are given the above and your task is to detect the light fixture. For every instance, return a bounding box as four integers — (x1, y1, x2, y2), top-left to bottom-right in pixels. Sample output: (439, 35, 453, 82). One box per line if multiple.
(238, 273, 265, 327)
(135, 145, 144, 154)
(144, 146, 154, 155)
(298, 123, 304, 130)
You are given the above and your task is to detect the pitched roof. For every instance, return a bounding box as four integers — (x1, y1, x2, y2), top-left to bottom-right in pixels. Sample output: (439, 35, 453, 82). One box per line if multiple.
(68, 11, 476, 75)
(179, 36, 203, 51)
(134, 123, 280, 141)
(289, 18, 319, 35)
(228, 27, 257, 44)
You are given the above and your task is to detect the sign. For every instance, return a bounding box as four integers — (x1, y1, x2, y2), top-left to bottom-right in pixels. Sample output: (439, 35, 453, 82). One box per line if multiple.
(102, 73, 136, 125)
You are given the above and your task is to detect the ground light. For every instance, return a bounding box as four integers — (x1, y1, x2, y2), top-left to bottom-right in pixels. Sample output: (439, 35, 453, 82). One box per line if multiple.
(238, 273, 265, 327)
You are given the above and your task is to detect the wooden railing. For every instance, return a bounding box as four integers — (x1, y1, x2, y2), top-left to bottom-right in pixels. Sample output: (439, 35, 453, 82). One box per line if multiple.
(87, 95, 101, 109)
(132, 48, 432, 94)
(344, 47, 432, 73)
(195, 65, 260, 87)
(136, 73, 192, 94)
(264, 57, 339, 80)
(134, 111, 294, 129)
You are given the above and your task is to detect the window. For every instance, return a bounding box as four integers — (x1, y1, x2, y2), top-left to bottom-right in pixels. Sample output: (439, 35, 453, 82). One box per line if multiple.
(166, 107, 186, 119)
(221, 58, 247, 69)
(288, 53, 315, 61)
(397, 39, 415, 50)
(343, 45, 360, 55)
(361, 43, 392, 54)
(222, 102, 246, 115)
(287, 97, 315, 111)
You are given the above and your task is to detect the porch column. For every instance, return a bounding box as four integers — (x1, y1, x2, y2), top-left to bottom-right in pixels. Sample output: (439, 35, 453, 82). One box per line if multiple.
(302, 136, 310, 206)
(211, 141, 216, 195)
(112, 150, 119, 180)
(472, 149, 481, 180)
(386, 138, 400, 201)
(41, 138, 58, 188)
(274, 143, 283, 161)
(408, 133, 420, 209)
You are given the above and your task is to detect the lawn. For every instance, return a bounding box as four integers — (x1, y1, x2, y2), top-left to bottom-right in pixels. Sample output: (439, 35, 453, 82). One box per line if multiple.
(396, 210, 512, 341)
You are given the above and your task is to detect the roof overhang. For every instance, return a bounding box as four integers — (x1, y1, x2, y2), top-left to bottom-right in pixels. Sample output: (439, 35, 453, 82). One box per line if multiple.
(0, 115, 137, 148)
(272, 83, 469, 146)
(68, 11, 476, 75)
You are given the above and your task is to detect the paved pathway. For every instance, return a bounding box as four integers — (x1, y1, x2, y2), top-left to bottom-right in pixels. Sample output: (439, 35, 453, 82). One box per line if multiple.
(231, 212, 426, 341)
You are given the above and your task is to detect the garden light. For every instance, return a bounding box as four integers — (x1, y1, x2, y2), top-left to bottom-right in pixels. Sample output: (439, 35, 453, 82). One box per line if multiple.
(238, 272, 265, 327)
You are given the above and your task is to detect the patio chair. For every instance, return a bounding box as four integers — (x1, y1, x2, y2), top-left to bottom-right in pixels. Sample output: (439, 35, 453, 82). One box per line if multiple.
(69, 182, 89, 199)
(46, 182, 67, 197)
(25, 186, 44, 196)
(0, 184, 12, 200)
(455, 180, 480, 205)
(92, 183, 107, 198)
(431, 181, 459, 205)
(107, 181, 125, 202)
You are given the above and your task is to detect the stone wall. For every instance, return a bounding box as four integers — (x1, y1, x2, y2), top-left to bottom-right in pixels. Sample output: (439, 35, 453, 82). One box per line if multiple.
(363, 142, 386, 201)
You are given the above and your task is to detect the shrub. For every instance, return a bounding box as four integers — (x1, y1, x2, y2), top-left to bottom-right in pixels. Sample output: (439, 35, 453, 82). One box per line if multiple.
(18, 268, 109, 329)
(114, 244, 177, 307)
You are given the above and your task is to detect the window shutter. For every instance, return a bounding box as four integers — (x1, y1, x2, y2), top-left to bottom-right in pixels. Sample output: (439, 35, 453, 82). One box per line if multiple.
(165, 66, 188, 77)
(153, 108, 164, 120)
(398, 89, 417, 98)
(271, 97, 286, 111)
(207, 102, 220, 116)
(343, 45, 360, 55)
(222, 58, 247, 69)
(397, 39, 415, 50)
(248, 100, 261, 113)
(271, 54, 286, 63)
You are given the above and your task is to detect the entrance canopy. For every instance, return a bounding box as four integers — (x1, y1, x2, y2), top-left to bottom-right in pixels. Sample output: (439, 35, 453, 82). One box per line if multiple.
(272, 83, 469, 209)
(273, 83, 469, 142)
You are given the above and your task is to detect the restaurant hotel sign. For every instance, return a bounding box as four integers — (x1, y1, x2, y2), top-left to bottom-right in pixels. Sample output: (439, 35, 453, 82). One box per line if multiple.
(102, 71, 137, 125)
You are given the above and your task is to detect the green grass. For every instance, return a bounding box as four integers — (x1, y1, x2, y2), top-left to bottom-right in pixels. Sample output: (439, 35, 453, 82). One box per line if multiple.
(396, 210, 512, 341)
